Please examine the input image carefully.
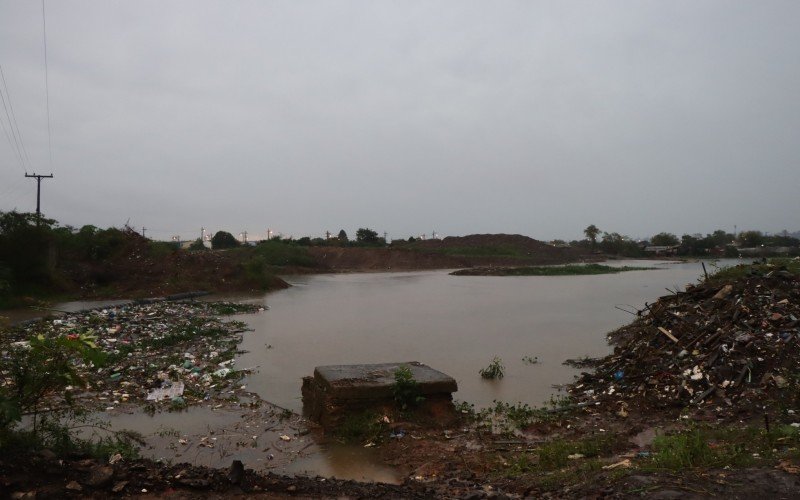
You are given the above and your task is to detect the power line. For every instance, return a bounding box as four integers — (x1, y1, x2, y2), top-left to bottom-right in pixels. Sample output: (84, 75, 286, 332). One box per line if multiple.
(0, 65, 34, 170)
(42, 0, 53, 169)
(0, 101, 24, 171)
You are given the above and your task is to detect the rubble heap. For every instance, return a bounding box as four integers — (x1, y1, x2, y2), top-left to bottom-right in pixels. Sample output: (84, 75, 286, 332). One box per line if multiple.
(570, 262, 800, 419)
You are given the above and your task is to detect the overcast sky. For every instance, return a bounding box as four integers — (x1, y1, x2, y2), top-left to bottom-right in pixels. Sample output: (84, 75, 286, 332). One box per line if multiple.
(1, 1, 798, 242)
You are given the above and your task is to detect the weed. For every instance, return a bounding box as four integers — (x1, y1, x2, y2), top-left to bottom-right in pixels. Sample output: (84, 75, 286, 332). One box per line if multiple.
(334, 411, 388, 444)
(454, 400, 476, 419)
(522, 355, 539, 365)
(1, 412, 142, 461)
(392, 365, 425, 411)
(480, 356, 505, 379)
(641, 425, 800, 470)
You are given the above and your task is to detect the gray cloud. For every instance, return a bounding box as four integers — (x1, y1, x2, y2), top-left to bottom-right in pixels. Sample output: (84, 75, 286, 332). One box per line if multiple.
(1, 1, 798, 241)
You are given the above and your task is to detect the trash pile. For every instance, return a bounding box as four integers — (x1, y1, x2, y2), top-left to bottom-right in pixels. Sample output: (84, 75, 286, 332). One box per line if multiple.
(2, 301, 263, 411)
(570, 261, 800, 419)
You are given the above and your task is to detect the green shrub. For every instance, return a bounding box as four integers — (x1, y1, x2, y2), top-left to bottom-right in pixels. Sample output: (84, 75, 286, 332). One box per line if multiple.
(392, 365, 425, 411)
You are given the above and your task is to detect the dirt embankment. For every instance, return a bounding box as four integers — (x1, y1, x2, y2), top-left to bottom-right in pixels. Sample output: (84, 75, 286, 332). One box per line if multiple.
(309, 234, 594, 272)
(307, 246, 470, 271)
(63, 240, 289, 301)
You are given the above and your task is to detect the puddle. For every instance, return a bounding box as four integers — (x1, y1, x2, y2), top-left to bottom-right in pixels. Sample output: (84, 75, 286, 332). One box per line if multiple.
(91, 404, 319, 471)
(94, 404, 401, 483)
(284, 443, 402, 484)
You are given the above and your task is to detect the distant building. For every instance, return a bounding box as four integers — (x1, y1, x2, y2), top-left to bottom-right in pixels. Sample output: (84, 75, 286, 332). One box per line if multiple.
(644, 245, 679, 256)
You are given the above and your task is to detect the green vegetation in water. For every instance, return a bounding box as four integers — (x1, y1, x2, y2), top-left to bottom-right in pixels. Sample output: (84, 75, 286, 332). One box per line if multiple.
(522, 355, 539, 365)
(392, 365, 425, 411)
(476, 396, 574, 433)
(479, 356, 505, 379)
(455, 263, 655, 276)
(205, 302, 261, 316)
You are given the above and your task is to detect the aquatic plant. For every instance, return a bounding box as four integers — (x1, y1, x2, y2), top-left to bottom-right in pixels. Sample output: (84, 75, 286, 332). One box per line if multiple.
(479, 356, 505, 379)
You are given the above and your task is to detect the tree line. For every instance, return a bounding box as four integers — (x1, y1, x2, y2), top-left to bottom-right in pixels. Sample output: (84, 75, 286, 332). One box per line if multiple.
(577, 225, 800, 258)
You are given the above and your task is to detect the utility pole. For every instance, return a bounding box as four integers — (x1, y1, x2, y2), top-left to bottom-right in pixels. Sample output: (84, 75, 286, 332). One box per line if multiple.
(201, 226, 205, 242)
(241, 231, 248, 244)
(141, 226, 147, 238)
(24, 172, 54, 221)
(267, 228, 272, 240)
(326, 231, 331, 240)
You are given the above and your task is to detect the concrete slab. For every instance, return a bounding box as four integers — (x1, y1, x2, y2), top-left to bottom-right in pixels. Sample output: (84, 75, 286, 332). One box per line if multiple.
(313, 361, 458, 400)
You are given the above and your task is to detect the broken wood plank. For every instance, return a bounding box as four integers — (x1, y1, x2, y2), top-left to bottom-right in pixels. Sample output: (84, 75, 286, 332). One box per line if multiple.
(658, 326, 679, 343)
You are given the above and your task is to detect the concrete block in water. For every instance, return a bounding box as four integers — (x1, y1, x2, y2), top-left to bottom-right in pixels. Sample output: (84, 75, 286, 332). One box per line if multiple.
(302, 361, 458, 428)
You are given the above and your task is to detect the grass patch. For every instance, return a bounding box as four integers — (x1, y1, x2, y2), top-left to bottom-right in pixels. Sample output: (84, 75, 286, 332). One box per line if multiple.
(707, 258, 800, 284)
(536, 434, 617, 469)
(645, 425, 800, 470)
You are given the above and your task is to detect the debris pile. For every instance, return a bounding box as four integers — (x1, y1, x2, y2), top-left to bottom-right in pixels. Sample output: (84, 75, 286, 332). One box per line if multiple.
(570, 262, 800, 418)
(1, 301, 262, 411)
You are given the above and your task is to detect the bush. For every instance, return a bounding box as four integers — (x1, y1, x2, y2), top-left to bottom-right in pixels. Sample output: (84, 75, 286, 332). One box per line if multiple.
(392, 365, 425, 411)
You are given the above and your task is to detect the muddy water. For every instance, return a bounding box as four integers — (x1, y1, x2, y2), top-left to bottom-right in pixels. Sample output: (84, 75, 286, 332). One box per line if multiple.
(2, 259, 736, 483)
(238, 260, 735, 412)
(2, 299, 132, 324)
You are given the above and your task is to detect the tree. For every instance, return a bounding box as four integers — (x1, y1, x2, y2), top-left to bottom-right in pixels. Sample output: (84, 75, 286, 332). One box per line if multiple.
(337, 229, 348, 242)
(650, 232, 679, 246)
(187, 239, 207, 251)
(738, 230, 764, 247)
(584, 225, 600, 249)
(211, 231, 239, 249)
(356, 227, 381, 245)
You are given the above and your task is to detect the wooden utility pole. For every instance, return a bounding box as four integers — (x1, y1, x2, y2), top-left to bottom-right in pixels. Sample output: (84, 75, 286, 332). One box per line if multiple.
(24, 172, 53, 220)
(141, 226, 147, 238)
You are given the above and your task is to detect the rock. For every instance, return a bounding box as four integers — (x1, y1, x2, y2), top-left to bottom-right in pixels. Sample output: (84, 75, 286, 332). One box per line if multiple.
(112, 481, 128, 493)
(65, 480, 82, 491)
(228, 460, 244, 485)
(86, 465, 114, 488)
(10, 492, 36, 499)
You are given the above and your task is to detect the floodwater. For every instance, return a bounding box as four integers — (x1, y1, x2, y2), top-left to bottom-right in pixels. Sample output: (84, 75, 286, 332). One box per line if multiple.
(3, 259, 738, 483)
(238, 260, 736, 412)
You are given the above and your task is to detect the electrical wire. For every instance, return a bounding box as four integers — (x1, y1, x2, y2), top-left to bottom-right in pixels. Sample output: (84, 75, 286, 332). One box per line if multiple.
(0, 65, 33, 171)
(0, 98, 24, 172)
(0, 72, 26, 170)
